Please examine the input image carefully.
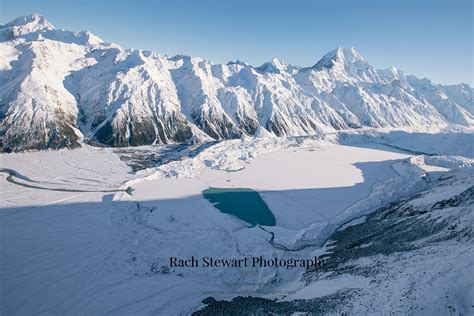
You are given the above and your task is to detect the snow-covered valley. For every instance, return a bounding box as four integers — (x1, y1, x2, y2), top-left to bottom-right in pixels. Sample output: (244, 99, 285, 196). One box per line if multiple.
(1, 130, 473, 314)
(1, 11, 473, 316)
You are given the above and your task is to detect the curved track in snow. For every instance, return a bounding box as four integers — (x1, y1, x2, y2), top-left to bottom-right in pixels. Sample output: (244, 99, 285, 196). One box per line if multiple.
(0, 168, 133, 194)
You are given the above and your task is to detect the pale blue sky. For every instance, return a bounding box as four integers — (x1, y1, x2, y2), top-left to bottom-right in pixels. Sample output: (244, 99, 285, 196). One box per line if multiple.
(1, 0, 472, 85)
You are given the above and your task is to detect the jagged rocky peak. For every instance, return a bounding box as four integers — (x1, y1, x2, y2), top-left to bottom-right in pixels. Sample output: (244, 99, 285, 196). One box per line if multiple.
(3, 13, 54, 28)
(312, 47, 365, 70)
(2, 13, 55, 35)
(256, 57, 287, 73)
(1, 14, 472, 152)
(1, 13, 104, 46)
(226, 59, 251, 67)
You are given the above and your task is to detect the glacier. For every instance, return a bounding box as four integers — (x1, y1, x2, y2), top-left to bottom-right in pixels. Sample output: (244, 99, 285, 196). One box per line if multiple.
(1, 133, 473, 314)
(1, 13, 473, 315)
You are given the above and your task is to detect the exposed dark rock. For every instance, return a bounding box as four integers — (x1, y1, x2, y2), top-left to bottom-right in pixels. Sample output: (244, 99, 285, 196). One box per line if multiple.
(193, 290, 356, 316)
(193, 181, 474, 314)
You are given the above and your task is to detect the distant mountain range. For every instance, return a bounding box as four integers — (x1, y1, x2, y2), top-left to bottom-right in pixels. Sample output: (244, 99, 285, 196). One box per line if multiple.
(1, 14, 473, 152)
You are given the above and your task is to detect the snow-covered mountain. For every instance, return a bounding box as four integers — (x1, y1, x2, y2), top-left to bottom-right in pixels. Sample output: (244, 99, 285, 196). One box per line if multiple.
(1, 14, 473, 151)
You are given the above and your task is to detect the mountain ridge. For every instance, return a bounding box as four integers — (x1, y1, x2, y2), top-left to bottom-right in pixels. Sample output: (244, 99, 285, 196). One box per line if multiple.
(1, 14, 473, 152)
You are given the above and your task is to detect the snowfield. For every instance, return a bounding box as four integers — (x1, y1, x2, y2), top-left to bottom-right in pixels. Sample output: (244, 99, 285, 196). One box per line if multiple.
(1, 11, 473, 316)
(131, 143, 410, 231)
(1, 131, 473, 314)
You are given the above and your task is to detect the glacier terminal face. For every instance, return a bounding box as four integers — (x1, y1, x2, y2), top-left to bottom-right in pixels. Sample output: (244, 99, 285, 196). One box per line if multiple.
(1, 14, 473, 152)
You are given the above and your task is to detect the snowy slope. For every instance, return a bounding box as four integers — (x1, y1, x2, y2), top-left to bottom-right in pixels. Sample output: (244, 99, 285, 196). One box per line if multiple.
(197, 164, 474, 314)
(1, 14, 473, 151)
(2, 134, 473, 314)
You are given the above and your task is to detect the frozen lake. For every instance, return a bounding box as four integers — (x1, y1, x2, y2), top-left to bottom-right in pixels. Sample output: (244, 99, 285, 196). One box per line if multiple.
(1, 139, 428, 315)
(202, 187, 276, 226)
(132, 144, 410, 229)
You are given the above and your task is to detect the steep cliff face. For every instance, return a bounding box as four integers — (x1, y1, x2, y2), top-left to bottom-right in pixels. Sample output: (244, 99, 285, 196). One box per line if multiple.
(0, 14, 85, 151)
(1, 14, 472, 151)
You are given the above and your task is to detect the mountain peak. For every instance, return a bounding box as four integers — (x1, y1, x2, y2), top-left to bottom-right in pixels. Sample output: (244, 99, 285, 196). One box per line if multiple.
(312, 47, 365, 70)
(269, 57, 286, 68)
(226, 60, 250, 67)
(2, 13, 55, 38)
(256, 57, 288, 73)
(4, 13, 55, 29)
